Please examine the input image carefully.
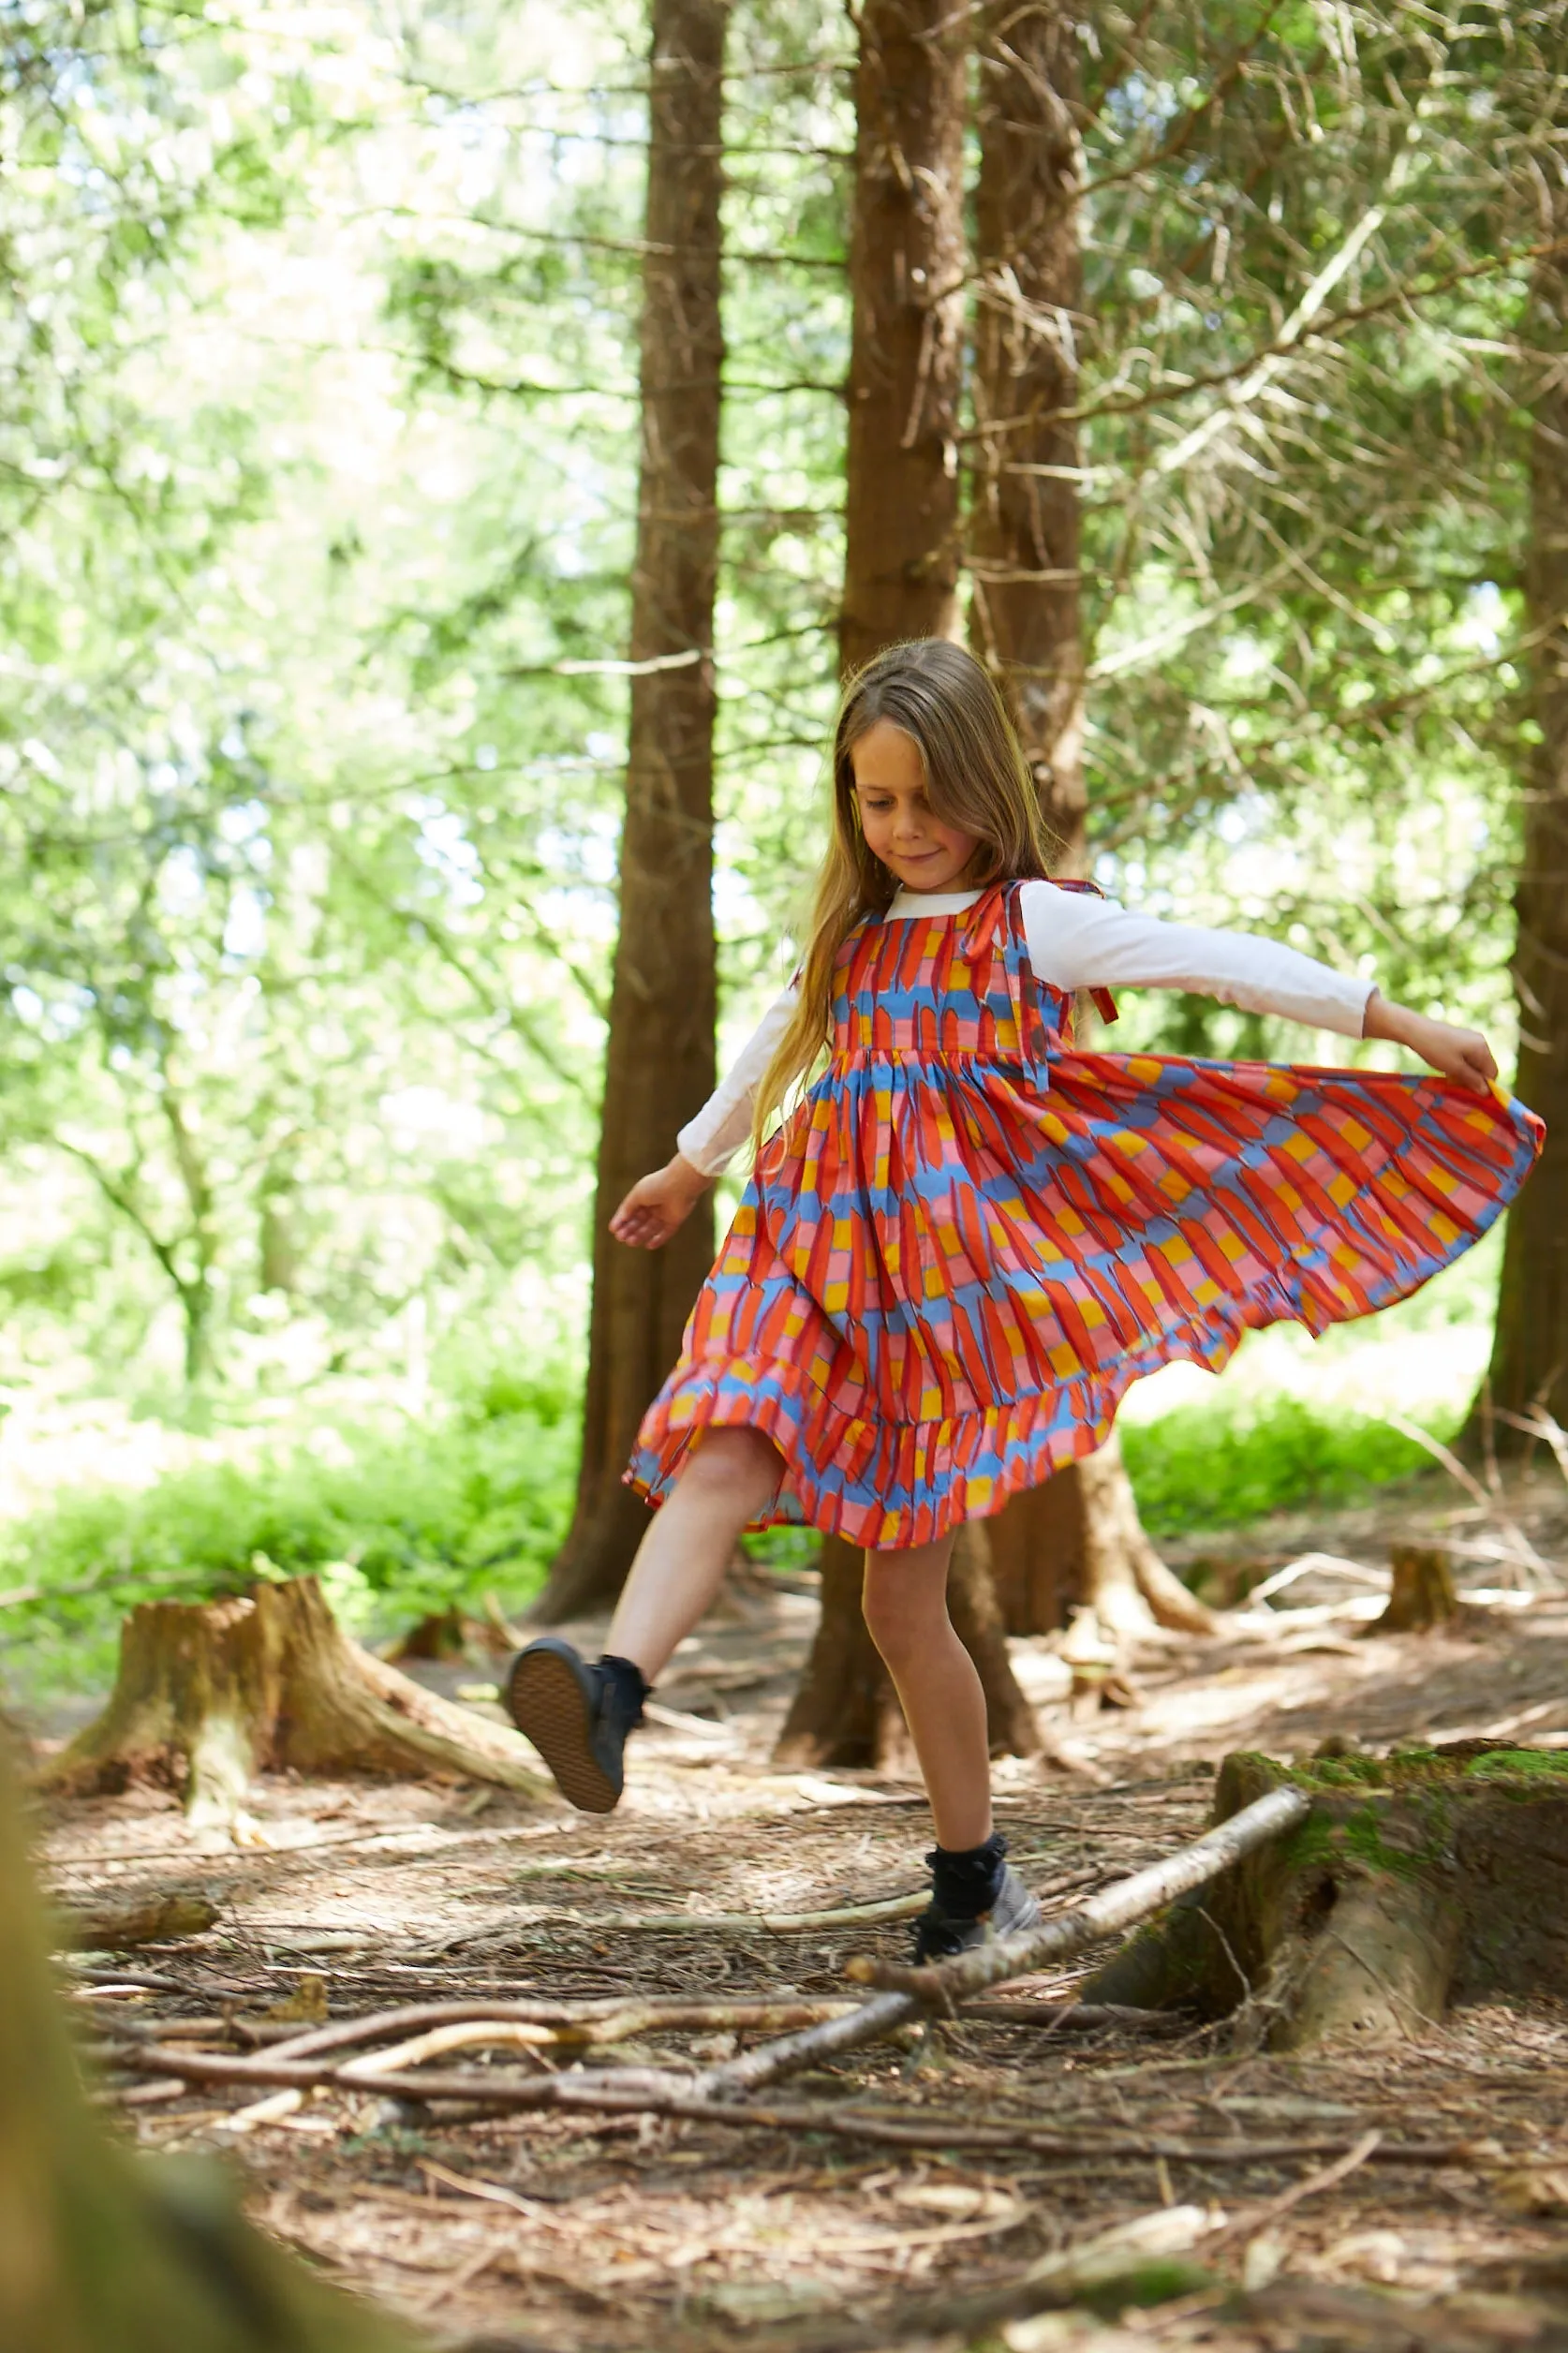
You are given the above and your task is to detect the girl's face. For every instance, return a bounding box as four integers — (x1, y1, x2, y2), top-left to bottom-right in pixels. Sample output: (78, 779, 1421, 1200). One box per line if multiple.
(851, 720, 981, 894)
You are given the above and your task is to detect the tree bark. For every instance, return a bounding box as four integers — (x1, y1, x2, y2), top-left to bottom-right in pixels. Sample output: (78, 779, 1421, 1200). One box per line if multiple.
(1485, 228, 1568, 1441)
(969, 0, 1086, 860)
(535, 0, 728, 1619)
(779, 0, 1037, 1768)
(36, 1577, 548, 1836)
(967, 0, 1208, 1641)
(839, 0, 967, 673)
(0, 1753, 422, 2351)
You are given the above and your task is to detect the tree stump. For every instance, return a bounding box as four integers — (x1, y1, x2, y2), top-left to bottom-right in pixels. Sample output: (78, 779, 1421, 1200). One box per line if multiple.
(775, 1524, 1039, 1770)
(0, 1749, 422, 2352)
(1371, 1545, 1460, 1633)
(36, 1576, 548, 1833)
(1086, 1743, 1568, 2048)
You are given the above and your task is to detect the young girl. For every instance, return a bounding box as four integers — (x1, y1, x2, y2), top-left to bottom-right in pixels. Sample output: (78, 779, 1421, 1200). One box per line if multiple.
(506, 639, 1543, 1960)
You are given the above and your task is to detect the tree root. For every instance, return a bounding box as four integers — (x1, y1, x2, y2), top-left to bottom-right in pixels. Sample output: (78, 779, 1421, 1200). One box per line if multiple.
(35, 1576, 549, 1833)
(1086, 1742, 1568, 2048)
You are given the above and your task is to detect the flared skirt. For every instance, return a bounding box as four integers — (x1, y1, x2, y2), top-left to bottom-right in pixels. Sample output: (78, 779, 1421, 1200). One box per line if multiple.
(626, 1048, 1543, 1550)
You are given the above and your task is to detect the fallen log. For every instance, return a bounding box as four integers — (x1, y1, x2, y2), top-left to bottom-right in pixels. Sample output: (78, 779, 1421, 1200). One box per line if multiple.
(35, 1576, 548, 1833)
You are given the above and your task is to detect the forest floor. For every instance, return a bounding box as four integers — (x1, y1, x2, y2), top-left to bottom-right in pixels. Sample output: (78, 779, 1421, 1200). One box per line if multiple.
(28, 1458, 1568, 2353)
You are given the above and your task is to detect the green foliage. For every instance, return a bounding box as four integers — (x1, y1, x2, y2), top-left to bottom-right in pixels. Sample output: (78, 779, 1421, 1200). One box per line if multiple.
(0, 0, 1560, 1656)
(1119, 1391, 1448, 1537)
(0, 1370, 577, 1698)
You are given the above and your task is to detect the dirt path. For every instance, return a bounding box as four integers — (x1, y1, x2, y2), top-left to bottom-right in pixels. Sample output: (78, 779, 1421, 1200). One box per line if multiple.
(34, 1464, 1568, 2351)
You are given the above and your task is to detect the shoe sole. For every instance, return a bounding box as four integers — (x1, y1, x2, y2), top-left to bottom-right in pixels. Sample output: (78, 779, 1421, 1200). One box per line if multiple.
(504, 1649, 619, 1814)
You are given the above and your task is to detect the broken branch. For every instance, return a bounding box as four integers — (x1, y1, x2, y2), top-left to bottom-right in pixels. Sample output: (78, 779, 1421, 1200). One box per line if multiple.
(696, 1784, 1309, 2097)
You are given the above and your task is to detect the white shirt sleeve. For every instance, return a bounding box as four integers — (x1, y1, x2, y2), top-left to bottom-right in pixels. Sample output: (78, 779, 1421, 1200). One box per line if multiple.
(675, 984, 799, 1176)
(1018, 880, 1375, 1038)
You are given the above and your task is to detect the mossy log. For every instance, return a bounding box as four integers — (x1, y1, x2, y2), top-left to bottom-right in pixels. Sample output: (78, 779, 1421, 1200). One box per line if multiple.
(36, 1576, 548, 1834)
(0, 1748, 422, 2353)
(1086, 1742, 1568, 2048)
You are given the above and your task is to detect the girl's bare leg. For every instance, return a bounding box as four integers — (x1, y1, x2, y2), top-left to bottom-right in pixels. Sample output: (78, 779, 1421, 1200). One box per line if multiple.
(861, 1537, 993, 1851)
(604, 1427, 784, 1680)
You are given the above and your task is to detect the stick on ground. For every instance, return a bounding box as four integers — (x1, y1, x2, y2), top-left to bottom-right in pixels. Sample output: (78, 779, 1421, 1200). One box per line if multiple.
(695, 1783, 1310, 2097)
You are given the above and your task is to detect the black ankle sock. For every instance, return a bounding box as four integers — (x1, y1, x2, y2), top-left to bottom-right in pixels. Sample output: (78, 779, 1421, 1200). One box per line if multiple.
(598, 1653, 651, 1724)
(927, 1831, 1007, 1919)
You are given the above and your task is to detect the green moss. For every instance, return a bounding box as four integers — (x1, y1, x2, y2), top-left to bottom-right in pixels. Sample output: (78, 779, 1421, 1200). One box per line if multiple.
(1301, 1754, 1388, 1789)
(1464, 1749, 1568, 1781)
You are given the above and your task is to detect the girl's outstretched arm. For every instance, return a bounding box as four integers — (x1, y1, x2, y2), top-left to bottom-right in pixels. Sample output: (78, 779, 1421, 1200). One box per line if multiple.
(1362, 991, 1499, 1091)
(609, 982, 797, 1249)
(1020, 881, 1503, 1094)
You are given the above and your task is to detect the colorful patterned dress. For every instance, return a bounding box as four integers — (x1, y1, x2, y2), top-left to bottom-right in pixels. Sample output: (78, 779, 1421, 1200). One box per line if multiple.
(627, 882, 1543, 1550)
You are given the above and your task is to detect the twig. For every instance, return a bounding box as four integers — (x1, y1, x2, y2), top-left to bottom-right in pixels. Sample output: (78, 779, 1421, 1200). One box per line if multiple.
(261, 1996, 858, 2064)
(1206, 2129, 1382, 2247)
(1498, 1405, 1568, 1487)
(696, 1786, 1309, 2097)
(103, 2045, 1489, 2171)
(1248, 1553, 1387, 1605)
(1383, 1413, 1556, 1588)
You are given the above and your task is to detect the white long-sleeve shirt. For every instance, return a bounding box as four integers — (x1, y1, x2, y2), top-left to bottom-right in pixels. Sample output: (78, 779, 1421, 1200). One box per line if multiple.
(676, 880, 1377, 1176)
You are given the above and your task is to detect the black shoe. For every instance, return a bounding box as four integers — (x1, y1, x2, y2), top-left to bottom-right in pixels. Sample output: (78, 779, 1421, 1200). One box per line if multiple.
(911, 1864, 1042, 1963)
(503, 1638, 640, 1814)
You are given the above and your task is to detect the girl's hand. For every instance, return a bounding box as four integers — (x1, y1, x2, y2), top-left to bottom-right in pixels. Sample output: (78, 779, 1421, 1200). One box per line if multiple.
(609, 1155, 712, 1249)
(1364, 993, 1500, 1093)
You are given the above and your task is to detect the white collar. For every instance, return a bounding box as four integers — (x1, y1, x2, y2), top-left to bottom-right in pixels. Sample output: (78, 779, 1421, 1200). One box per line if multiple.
(885, 885, 985, 917)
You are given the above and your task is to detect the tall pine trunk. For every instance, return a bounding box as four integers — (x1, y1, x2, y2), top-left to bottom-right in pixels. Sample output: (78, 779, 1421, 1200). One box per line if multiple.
(777, 0, 1040, 1768)
(839, 0, 966, 673)
(969, 0, 1209, 1638)
(535, 0, 728, 1620)
(1486, 226, 1568, 1443)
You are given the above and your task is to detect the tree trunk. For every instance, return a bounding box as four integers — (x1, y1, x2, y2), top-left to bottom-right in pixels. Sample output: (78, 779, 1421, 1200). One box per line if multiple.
(534, 0, 727, 1620)
(839, 0, 967, 673)
(776, 1527, 1039, 1768)
(36, 1577, 548, 1837)
(0, 1747, 422, 2352)
(1086, 1744, 1568, 2049)
(969, 0, 1087, 861)
(779, 3, 1037, 1768)
(967, 0, 1209, 1643)
(1484, 229, 1568, 1442)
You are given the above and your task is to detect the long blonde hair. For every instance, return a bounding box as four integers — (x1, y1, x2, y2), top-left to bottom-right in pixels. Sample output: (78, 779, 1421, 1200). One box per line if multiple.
(751, 640, 1060, 1154)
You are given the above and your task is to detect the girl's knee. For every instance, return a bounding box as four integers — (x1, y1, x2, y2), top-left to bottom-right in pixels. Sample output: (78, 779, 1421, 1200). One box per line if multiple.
(862, 1562, 944, 1668)
(684, 1425, 782, 1501)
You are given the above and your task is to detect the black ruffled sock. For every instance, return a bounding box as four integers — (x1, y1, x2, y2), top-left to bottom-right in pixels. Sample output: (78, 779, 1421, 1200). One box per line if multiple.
(927, 1830, 1007, 1919)
(597, 1652, 651, 1725)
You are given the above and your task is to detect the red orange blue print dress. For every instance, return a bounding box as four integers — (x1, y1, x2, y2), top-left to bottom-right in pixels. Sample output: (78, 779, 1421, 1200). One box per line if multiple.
(627, 883, 1543, 1549)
